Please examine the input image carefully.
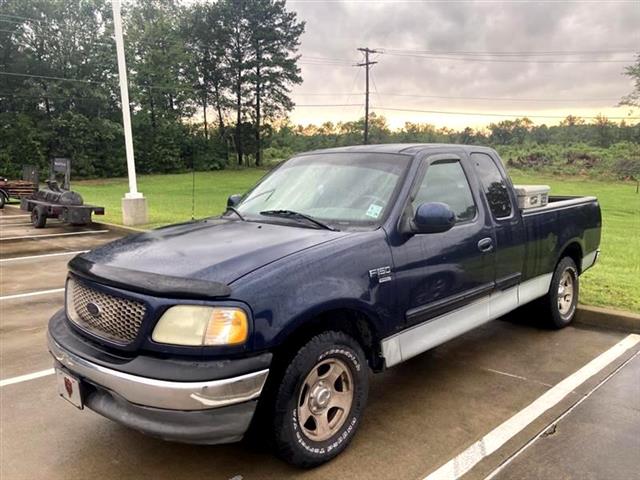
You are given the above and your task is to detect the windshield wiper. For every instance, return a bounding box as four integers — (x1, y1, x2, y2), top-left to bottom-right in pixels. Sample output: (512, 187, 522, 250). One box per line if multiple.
(259, 210, 338, 231)
(224, 206, 245, 221)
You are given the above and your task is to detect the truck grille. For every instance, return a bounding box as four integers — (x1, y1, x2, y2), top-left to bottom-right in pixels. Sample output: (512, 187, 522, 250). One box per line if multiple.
(66, 277, 146, 344)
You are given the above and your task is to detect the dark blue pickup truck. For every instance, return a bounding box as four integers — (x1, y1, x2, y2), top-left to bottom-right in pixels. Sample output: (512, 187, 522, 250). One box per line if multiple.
(48, 144, 601, 467)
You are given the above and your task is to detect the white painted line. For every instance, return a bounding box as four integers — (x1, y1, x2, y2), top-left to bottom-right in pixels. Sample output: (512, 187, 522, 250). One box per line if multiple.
(485, 350, 640, 479)
(0, 288, 65, 301)
(0, 368, 55, 387)
(0, 222, 34, 226)
(1, 230, 108, 241)
(423, 334, 640, 480)
(0, 250, 89, 263)
(0, 214, 31, 219)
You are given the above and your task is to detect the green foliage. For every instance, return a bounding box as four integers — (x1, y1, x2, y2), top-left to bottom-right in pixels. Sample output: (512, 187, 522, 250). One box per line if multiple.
(0, 0, 303, 177)
(497, 142, 640, 179)
(620, 54, 640, 107)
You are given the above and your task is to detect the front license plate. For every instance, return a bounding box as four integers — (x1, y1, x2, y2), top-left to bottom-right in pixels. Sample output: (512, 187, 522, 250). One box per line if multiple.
(56, 369, 84, 409)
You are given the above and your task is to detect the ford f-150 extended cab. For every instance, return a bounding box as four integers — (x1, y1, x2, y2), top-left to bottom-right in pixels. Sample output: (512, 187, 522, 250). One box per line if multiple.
(48, 144, 601, 467)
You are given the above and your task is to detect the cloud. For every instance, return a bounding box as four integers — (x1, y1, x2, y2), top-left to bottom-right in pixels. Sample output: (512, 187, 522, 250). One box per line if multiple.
(288, 0, 640, 127)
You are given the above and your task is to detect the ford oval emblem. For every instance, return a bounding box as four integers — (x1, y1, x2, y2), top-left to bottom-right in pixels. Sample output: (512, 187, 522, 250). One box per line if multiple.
(86, 302, 102, 318)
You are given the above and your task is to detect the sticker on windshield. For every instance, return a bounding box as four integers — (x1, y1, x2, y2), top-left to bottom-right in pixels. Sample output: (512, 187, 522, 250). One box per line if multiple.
(366, 204, 383, 219)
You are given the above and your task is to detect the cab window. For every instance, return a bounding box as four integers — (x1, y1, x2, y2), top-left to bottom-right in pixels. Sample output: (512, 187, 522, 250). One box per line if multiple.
(471, 153, 512, 218)
(412, 160, 477, 223)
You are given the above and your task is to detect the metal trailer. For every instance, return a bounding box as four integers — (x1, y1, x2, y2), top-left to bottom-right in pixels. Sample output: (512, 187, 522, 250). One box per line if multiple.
(19, 158, 105, 228)
(20, 188, 105, 228)
(0, 179, 38, 208)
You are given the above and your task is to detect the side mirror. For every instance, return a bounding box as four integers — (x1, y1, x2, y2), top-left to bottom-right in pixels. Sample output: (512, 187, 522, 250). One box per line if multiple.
(227, 194, 242, 207)
(412, 202, 456, 234)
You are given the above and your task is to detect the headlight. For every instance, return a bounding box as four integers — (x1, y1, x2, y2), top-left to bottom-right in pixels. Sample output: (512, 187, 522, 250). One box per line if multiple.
(152, 306, 248, 346)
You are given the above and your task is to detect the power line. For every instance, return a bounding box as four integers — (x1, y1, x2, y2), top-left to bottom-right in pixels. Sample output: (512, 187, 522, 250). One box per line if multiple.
(0, 71, 194, 92)
(295, 92, 366, 96)
(295, 104, 362, 107)
(373, 106, 639, 120)
(379, 48, 638, 57)
(374, 92, 621, 103)
(0, 13, 44, 24)
(0, 71, 105, 84)
(293, 91, 620, 102)
(377, 52, 633, 64)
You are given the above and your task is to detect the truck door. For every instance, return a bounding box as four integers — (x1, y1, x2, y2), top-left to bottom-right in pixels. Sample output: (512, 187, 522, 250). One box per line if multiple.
(470, 152, 525, 294)
(389, 153, 496, 330)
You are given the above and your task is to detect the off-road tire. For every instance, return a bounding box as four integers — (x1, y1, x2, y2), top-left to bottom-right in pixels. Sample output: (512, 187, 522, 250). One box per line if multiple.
(31, 205, 47, 228)
(541, 256, 579, 329)
(270, 331, 369, 468)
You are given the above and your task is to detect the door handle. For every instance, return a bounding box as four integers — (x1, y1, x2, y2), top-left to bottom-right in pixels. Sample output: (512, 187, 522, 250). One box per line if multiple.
(478, 237, 494, 253)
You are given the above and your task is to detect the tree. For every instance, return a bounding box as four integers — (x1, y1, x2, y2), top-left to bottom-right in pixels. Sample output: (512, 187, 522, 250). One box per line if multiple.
(620, 54, 640, 108)
(245, 0, 304, 166)
(220, 0, 252, 166)
(185, 1, 231, 140)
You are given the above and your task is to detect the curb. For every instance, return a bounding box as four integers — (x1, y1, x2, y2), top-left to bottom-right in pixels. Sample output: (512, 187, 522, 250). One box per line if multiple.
(93, 220, 148, 235)
(575, 305, 640, 333)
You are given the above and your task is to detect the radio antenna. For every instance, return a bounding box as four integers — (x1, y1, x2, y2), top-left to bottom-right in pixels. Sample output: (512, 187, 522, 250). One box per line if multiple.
(191, 157, 196, 220)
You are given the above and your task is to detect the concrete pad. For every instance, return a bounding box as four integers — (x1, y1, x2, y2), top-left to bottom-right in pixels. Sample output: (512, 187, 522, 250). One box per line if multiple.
(0, 231, 123, 258)
(0, 293, 64, 378)
(0, 320, 630, 480)
(0, 223, 95, 238)
(0, 255, 71, 296)
(492, 353, 640, 480)
(0, 206, 28, 217)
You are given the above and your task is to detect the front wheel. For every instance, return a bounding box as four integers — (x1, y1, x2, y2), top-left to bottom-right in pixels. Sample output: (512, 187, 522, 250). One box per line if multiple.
(271, 331, 369, 468)
(542, 257, 579, 329)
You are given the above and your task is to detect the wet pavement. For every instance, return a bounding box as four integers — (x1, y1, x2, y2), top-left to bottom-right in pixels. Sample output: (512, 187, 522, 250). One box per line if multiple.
(1, 205, 638, 480)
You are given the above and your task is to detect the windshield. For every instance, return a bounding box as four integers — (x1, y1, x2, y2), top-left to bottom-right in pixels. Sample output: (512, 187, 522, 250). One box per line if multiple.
(235, 153, 411, 229)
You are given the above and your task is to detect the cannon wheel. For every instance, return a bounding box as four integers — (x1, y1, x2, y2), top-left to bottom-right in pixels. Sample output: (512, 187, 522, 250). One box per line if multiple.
(31, 205, 47, 228)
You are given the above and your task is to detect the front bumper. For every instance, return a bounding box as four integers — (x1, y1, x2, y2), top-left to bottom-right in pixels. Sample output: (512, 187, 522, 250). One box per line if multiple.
(47, 312, 271, 444)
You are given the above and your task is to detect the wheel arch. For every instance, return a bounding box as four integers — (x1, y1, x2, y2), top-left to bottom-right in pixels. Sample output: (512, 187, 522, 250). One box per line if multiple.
(273, 305, 385, 373)
(557, 241, 584, 274)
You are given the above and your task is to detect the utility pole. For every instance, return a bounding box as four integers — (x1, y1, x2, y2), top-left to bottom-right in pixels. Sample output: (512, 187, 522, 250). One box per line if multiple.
(112, 0, 147, 225)
(356, 47, 378, 145)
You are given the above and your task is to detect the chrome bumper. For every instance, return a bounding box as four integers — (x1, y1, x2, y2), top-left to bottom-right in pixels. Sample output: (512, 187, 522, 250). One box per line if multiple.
(48, 334, 269, 411)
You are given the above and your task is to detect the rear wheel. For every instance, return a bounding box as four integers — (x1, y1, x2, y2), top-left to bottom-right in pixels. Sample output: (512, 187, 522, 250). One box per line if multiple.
(270, 331, 369, 468)
(542, 257, 579, 328)
(0, 193, 6, 209)
(31, 205, 47, 228)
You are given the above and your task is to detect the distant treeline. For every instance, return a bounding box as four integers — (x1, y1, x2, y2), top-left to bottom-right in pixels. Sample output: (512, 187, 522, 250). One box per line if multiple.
(268, 114, 640, 179)
(1, 1, 639, 181)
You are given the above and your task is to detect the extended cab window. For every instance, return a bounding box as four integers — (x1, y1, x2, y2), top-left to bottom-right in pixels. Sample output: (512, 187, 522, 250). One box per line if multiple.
(471, 153, 512, 218)
(412, 160, 477, 223)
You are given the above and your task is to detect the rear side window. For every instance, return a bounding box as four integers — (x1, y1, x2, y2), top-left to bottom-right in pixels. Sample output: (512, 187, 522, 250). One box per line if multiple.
(412, 160, 477, 223)
(471, 153, 512, 218)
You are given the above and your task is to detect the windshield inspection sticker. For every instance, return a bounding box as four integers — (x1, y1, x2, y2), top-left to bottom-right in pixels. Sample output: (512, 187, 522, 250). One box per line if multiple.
(366, 204, 383, 219)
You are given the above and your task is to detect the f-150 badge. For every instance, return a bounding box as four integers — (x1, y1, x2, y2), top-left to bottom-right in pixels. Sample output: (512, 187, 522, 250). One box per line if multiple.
(369, 266, 392, 283)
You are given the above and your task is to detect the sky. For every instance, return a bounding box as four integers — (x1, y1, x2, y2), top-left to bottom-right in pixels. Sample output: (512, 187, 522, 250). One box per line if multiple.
(285, 0, 640, 129)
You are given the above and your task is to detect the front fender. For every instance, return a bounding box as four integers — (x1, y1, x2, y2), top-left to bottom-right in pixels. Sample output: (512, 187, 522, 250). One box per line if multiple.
(229, 230, 399, 351)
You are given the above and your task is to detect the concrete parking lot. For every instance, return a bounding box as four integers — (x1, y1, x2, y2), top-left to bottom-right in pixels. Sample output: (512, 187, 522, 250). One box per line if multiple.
(1, 205, 638, 480)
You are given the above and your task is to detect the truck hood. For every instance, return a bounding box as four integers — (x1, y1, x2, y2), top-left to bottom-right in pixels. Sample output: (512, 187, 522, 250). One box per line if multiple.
(77, 219, 347, 288)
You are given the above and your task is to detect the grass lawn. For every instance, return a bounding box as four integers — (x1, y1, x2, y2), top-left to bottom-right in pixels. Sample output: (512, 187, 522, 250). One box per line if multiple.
(75, 168, 639, 313)
(75, 169, 268, 229)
